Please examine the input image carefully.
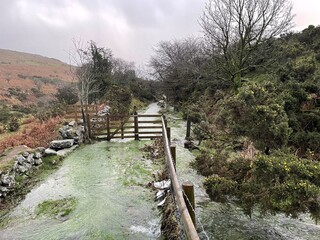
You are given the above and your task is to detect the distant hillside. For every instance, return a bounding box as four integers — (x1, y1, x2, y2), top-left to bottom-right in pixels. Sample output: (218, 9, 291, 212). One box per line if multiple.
(0, 49, 75, 105)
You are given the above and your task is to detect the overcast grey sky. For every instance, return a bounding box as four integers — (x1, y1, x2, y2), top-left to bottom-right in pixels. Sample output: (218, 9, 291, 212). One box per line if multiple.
(0, 0, 320, 67)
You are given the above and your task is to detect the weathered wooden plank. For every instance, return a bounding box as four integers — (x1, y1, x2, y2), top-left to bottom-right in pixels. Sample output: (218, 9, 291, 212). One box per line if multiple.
(138, 131, 163, 134)
(138, 135, 162, 139)
(138, 126, 162, 129)
(137, 114, 162, 117)
(138, 120, 163, 124)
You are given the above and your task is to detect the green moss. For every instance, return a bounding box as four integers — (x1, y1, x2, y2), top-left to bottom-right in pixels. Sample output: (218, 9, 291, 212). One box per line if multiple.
(0, 160, 14, 172)
(36, 197, 78, 218)
(42, 155, 63, 167)
(0, 210, 10, 228)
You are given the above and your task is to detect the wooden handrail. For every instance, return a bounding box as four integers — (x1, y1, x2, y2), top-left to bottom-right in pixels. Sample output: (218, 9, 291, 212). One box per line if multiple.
(161, 116, 200, 240)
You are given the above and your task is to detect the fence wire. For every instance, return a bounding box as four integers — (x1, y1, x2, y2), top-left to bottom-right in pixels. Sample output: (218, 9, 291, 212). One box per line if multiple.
(164, 144, 210, 239)
(182, 190, 210, 240)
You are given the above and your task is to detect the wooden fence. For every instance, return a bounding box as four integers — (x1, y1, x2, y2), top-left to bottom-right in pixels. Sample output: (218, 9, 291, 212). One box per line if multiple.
(65, 105, 98, 123)
(89, 114, 163, 140)
(64, 105, 163, 141)
(161, 116, 200, 240)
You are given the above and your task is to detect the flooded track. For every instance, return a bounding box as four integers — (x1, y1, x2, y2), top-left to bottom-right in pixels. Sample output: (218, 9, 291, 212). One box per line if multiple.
(0, 104, 162, 240)
(1, 104, 319, 239)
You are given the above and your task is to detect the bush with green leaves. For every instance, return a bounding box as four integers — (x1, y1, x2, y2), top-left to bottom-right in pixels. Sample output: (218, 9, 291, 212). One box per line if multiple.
(8, 117, 19, 132)
(31, 88, 44, 98)
(33, 102, 65, 122)
(201, 151, 320, 221)
(219, 81, 292, 149)
(8, 88, 27, 102)
(292, 55, 316, 82)
(106, 85, 132, 115)
(55, 84, 79, 105)
(0, 105, 11, 124)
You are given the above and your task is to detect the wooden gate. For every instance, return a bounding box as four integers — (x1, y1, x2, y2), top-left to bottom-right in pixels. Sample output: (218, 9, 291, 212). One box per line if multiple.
(89, 114, 163, 140)
(65, 105, 163, 140)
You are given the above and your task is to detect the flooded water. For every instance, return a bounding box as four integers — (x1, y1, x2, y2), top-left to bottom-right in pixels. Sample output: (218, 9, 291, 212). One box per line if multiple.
(0, 104, 162, 240)
(2, 104, 319, 240)
(168, 114, 320, 240)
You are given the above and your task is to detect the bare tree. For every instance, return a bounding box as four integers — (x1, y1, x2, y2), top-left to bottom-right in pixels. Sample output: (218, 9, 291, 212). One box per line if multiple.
(150, 37, 205, 103)
(200, 0, 294, 88)
(69, 40, 113, 141)
(70, 39, 113, 105)
(70, 39, 96, 106)
(111, 58, 136, 85)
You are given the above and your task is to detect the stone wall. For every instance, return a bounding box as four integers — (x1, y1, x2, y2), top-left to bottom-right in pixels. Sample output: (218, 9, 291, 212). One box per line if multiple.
(0, 120, 84, 200)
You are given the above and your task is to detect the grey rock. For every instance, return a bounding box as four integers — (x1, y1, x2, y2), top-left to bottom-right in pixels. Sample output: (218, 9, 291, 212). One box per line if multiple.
(26, 154, 35, 164)
(68, 120, 77, 127)
(0, 186, 9, 197)
(16, 164, 29, 174)
(1, 174, 15, 188)
(34, 152, 42, 159)
(57, 145, 79, 157)
(50, 139, 74, 150)
(45, 148, 57, 156)
(59, 126, 71, 139)
(34, 158, 43, 166)
(22, 151, 29, 158)
(12, 161, 18, 171)
(36, 147, 46, 154)
(16, 155, 26, 165)
(73, 136, 80, 144)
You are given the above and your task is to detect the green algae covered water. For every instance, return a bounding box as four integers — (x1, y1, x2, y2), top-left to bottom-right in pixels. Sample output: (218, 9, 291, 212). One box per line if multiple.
(168, 114, 320, 240)
(0, 104, 162, 240)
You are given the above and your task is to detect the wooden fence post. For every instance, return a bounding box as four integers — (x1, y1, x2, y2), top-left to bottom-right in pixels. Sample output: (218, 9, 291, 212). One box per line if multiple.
(121, 120, 124, 139)
(182, 181, 196, 228)
(74, 105, 78, 123)
(170, 145, 176, 171)
(86, 113, 91, 139)
(166, 127, 171, 143)
(95, 104, 98, 115)
(163, 115, 167, 128)
(186, 115, 191, 139)
(134, 108, 139, 140)
(106, 115, 110, 141)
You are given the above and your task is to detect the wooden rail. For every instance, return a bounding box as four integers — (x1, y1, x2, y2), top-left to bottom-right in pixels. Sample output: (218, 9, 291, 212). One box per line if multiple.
(89, 114, 163, 140)
(161, 116, 200, 240)
(64, 105, 163, 140)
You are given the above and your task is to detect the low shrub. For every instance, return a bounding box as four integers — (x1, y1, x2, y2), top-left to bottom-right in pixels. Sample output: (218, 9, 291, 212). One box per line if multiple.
(8, 118, 19, 132)
(0, 117, 61, 154)
(201, 150, 320, 221)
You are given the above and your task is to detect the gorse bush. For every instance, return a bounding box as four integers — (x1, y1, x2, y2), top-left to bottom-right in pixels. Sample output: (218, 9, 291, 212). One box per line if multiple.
(55, 84, 79, 105)
(219, 81, 292, 149)
(8, 118, 19, 132)
(200, 151, 320, 221)
(0, 105, 11, 124)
